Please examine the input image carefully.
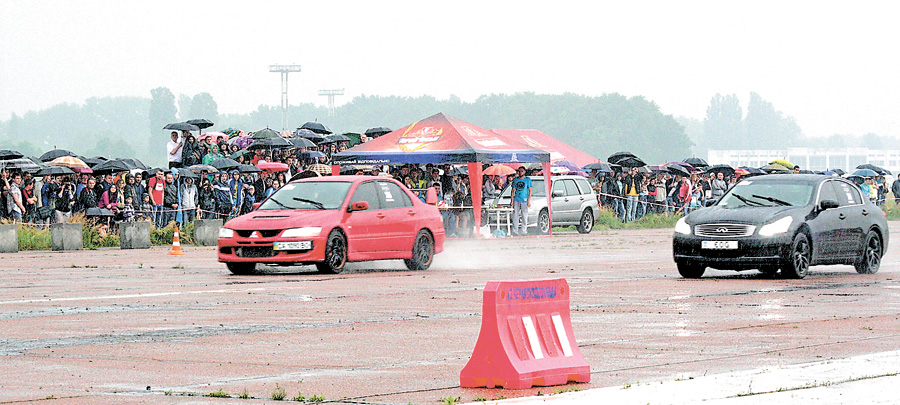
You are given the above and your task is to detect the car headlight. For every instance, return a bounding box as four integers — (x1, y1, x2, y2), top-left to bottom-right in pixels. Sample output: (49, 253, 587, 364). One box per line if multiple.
(218, 228, 234, 238)
(758, 216, 793, 237)
(281, 227, 322, 238)
(674, 217, 691, 235)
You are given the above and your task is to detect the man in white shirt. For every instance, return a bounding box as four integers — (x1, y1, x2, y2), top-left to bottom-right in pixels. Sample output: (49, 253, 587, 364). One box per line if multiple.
(166, 131, 184, 169)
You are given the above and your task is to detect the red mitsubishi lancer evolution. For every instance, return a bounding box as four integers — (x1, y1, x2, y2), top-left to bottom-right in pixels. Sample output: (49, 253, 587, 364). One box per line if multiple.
(217, 176, 445, 274)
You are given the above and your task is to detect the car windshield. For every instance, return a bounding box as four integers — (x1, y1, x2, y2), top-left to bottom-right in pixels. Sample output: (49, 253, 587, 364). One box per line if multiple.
(258, 181, 352, 210)
(498, 178, 546, 200)
(717, 180, 815, 208)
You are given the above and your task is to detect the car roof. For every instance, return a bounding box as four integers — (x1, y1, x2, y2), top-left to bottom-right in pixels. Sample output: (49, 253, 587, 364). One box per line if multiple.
(290, 175, 395, 184)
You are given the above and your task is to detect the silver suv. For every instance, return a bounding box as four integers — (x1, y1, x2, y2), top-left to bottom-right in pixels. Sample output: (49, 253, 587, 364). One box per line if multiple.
(486, 175, 600, 234)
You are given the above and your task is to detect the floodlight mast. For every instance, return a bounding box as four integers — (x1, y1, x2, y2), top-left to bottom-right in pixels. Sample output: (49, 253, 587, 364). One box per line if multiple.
(269, 64, 302, 130)
(318, 89, 344, 117)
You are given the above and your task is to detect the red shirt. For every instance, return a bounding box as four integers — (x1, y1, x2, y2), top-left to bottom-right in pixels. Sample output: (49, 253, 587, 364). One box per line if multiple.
(148, 177, 165, 205)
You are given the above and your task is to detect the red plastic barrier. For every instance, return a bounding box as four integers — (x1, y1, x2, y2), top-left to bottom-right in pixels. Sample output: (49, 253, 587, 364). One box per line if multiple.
(460, 278, 590, 389)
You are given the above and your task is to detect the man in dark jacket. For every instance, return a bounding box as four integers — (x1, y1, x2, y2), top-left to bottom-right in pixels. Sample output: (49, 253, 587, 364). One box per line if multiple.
(162, 172, 178, 226)
(77, 178, 98, 213)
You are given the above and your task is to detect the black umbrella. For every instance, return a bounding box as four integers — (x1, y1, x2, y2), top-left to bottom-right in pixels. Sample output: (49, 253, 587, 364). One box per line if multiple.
(250, 128, 281, 140)
(300, 122, 332, 135)
(230, 149, 253, 160)
(185, 119, 214, 130)
(364, 127, 392, 137)
(289, 137, 317, 148)
(92, 159, 133, 175)
(209, 158, 241, 171)
(300, 151, 327, 160)
(615, 156, 646, 167)
(119, 158, 148, 170)
(831, 168, 845, 176)
(738, 166, 766, 175)
(40, 149, 76, 162)
(177, 169, 199, 179)
(238, 164, 261, 173)
(34, 165, 75, 176)
(665, 163, 691, 177)
(147, 167, 168, 177)
(85, 207, 115, 217)
(163, 122, 200, 132)
(683, 157, 709, 168)
(0, 149, 24, 160)
(324, 134, 352, 143)
(582, 162, 614, 172)
(298, 131, 325, 143)
(856, 164, 890, 175)
(607, 151, 637, 165)
(339, 165, 360, 174)
(80, 156, 107, 167)
(248, 137, 292, 150)
(704, 164, 735, 177)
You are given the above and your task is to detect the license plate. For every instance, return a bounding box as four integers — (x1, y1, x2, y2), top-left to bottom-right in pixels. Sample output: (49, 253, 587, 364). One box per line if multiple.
(702, 240, 738, 250)
(273, 241, 312, 251)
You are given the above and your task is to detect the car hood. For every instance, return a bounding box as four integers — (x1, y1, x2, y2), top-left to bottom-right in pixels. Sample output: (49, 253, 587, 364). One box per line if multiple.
(224, 209, 341, 230)
(686, 205, 804, 225)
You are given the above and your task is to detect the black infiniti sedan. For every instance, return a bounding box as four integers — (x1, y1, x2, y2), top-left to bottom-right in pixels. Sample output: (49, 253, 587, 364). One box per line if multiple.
(673, 174, 888, 279)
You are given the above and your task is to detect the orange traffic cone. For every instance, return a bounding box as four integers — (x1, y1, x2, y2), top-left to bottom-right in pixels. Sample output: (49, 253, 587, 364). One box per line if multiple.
(168, 224, 184, 255)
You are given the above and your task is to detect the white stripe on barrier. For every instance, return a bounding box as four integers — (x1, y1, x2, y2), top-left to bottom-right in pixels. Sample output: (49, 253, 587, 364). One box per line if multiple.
(522, 316, 544, 360)
(552, 314, 573, 357)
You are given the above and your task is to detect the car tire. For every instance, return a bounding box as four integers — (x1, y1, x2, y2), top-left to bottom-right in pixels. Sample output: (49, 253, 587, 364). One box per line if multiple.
(316, 229, 347, 274)
(533, 209, 550, 235)
(782, 233, 811, 279)
(677, 261, 706, 278)
(577, 208, 594, 234)
(855, 231, 882, 274)
(226, 262, 257, 275)
(404, 230, 434, 271)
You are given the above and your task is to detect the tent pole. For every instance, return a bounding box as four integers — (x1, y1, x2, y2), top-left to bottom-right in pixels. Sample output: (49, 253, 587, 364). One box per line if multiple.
(331, 164, 340, 176)
(467, 162, 483, 238)
(543, 162, 552, 236)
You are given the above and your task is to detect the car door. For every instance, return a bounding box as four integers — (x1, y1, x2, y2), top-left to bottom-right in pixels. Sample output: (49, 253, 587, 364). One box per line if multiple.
(573, 177, 596, 215)
(376, 181, 417, 253)
(549, 179, 571, 223)
(807, 180, 842, 260)
(830, 180, 866, 257)
(345, 181, 382, 253)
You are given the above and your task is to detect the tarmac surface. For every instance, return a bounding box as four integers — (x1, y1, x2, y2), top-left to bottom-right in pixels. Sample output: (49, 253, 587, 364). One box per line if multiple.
(1, 223, 899, 404)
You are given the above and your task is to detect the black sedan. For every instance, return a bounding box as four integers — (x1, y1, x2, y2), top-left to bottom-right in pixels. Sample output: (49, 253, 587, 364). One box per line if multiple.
(673, 175, 888, 279)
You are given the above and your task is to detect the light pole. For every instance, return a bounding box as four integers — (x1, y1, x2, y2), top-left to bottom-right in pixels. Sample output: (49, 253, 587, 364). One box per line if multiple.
(269, 64, 302, 130)
(318, 89, 344, 117)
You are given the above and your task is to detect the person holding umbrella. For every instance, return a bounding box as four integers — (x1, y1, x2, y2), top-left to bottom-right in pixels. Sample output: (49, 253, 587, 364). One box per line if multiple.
(167, 131, 184, 169)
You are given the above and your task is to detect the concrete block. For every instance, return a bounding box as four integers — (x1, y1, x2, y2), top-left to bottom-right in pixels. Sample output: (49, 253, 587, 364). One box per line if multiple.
(51, 222, 83, 251)
(119, 221, 151, 249)
(0, 224, 17, 253)
(194, 219, 223, 246)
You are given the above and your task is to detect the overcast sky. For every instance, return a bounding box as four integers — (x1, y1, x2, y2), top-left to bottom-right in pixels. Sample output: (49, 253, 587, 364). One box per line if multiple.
(2, 1, 898, 138)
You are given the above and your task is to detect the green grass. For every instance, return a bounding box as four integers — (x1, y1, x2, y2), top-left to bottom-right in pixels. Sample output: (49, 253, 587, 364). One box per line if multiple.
(591, 208, 681, 231)
(882, 199, 900, 220)
(151, 221, 195, 246)
(204, 389, 230, 398)
(270, 383, 286, 401)
(16, 225, 52, 250)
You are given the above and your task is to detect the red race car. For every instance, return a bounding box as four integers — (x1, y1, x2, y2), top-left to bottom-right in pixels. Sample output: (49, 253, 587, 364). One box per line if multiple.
(217, 176, 445, 275)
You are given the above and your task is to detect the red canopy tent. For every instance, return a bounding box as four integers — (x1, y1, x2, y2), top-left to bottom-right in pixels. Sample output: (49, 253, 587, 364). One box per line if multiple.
(332, 113, 553, 236)
(491, 129, 598, 169)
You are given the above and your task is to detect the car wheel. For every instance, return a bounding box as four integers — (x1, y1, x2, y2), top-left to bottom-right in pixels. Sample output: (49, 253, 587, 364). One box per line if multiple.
(677, 261, 706, 278)
(534, 209, 550, 235)
(783, 233, 811, 279)
(855, 231, 882, 274)
(404, 230, 434, 271)
(226, 262, 257, 275)
(316, 229, 347, 274)
(577, 208, 594, 234)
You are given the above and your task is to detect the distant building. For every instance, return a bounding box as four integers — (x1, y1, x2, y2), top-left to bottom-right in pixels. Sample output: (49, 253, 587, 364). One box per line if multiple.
(708, 148, 900, 173)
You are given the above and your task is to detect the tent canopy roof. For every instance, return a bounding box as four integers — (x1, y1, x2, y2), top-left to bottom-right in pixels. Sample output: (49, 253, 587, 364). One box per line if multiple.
(490, 129, 598, 169)
(332, 113, 550, 165)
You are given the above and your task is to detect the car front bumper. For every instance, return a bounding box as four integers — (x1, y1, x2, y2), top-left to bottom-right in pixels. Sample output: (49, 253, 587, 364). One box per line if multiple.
(217, 234, 327, 264)
(673, 233, 793, 270)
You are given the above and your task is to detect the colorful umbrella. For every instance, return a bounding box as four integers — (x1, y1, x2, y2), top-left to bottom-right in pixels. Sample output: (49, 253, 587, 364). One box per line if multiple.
(198, 132, 228, 143)
(483, 164, 516, 176)
(49, 156, 89, 169)
(307, 163, 332, 175)
(256, 161, 289, 173)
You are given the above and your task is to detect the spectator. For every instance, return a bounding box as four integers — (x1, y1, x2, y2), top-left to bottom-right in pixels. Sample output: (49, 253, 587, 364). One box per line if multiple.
(162, 172, 179, 225)
(203, 144, 225, 165)
(77, 177, 98, 213)
(214, 173, 233, 219)
(6, 173, 25, 222)
(55, 178, 76, 223)
(509, 166, 532, 237)
(710, 172, 728, 199)
(121, 195, 135, 222)
(182, 134, 201, 167)
(98, 183, 120, 212)
(139, 194, 152, 221)
(228, 170, 244, 218)
(892, 176, 900, 203)
(147, 170, 166, 227)
(623, 168, 642, 222)
(41, 175, 60, 223)
(198, 179, 217, 219)
(166, 131, 184, 169)
(180, 176, 198, 224)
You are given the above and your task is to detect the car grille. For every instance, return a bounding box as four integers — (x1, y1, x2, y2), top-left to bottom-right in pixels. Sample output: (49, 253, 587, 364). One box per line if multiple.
(235, 229, 282, 238)
(695, 223, 755, 238)
(235, 246, 277, 258)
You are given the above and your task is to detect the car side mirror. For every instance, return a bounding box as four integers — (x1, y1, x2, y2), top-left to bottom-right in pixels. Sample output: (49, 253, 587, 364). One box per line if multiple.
(349, 201, 369, 212)
(552, 190, 565, 198)
(819, 199, 839, 211)
(252, 202, 261, 211)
